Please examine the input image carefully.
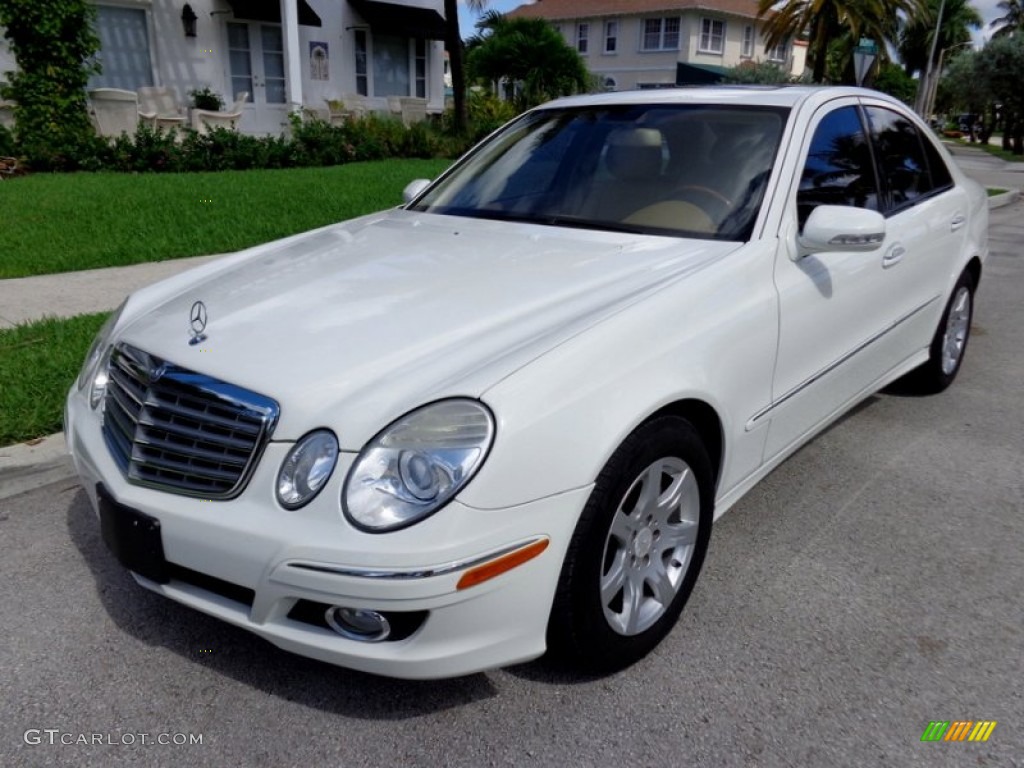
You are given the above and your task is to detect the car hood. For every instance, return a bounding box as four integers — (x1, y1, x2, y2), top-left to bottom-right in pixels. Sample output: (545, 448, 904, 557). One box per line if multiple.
(118, 210, 739, 445)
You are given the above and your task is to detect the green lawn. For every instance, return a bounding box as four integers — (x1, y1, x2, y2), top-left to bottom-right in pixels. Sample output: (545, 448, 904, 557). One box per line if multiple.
(0, 312, 110, 446)
(0, 159, 451, 279)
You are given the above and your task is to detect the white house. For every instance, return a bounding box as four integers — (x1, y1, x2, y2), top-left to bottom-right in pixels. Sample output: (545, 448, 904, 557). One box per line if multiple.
(0, 0, 448, 135)
(507, 0, 807, 91)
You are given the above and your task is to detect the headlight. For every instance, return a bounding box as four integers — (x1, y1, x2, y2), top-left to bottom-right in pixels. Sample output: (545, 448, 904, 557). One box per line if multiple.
(343, 399, 495, 532)
(77, 300, 126, 409)
(276, 430, 339, 509)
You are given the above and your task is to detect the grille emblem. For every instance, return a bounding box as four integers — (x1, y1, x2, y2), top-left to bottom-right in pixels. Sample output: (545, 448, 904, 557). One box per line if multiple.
(189, 300, 208, 346)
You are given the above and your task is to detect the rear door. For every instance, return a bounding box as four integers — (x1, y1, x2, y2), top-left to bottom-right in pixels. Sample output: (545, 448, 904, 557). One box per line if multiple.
(860, 100, 968, 343)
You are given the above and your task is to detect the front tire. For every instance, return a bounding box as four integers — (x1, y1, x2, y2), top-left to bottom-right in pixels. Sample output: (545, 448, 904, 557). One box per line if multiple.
(547, 415, 714, 673)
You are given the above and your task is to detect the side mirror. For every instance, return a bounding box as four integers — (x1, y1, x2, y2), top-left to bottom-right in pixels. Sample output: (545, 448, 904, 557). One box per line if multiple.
(402, 178, 431, 205)
(797, 205, 886, 256)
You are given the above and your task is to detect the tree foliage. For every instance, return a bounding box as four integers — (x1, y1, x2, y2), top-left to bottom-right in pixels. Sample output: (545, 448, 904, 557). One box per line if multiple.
(0, 0, 99, 168)
(898, 0, 981, 77)
(937, 36, 1024, 154)
(992, 0, 1024, 37)
(758, 0, 925, 83)
(871, 62, 918, 104)
(466, 13, 589, 111)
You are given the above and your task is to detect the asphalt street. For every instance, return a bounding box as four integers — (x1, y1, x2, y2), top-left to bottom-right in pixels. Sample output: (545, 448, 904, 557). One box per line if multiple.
(2, 202, 1023, 768)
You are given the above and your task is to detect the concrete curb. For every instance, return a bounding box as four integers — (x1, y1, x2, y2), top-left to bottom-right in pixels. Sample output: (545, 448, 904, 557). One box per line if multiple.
(0, 433, 76, 501)
(988, 188, 1021, 209)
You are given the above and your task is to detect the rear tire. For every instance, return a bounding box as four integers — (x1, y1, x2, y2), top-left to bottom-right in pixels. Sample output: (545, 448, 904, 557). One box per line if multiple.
(546, 415, 713, 673)
(902, 270, 975, 394)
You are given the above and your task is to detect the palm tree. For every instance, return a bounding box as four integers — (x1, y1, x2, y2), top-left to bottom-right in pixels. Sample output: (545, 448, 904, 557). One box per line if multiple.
(758, 0, 925, 83)
(445, 0, 487, 135)
(992, 0, 1024, 37)
(899, 0, 981, 77)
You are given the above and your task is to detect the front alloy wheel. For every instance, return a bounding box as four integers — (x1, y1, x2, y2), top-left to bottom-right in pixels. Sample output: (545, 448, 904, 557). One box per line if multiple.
(548, 415, 713, 673)
(600, 457, 701, 636)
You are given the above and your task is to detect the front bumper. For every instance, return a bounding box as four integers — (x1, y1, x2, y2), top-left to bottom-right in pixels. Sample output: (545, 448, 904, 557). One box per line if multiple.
(66, 387, 588, 679)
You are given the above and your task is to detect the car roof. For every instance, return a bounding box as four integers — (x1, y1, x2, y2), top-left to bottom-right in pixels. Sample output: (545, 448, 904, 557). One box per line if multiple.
(539, 85, 899, 112)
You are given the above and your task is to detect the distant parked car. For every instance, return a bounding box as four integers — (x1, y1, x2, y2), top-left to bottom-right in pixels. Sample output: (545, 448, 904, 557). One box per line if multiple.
(67, 86, 988, 679)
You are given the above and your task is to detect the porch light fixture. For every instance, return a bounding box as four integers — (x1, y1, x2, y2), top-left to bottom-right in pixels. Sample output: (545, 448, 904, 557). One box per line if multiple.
(182, 4, 198, 37)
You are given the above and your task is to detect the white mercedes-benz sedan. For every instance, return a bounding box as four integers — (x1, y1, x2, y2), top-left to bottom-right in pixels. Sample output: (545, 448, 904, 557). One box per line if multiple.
(66, 86, 988, 679)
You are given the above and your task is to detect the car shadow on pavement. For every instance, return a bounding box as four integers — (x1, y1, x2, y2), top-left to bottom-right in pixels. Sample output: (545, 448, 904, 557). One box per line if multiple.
(65, 489, 499, 717)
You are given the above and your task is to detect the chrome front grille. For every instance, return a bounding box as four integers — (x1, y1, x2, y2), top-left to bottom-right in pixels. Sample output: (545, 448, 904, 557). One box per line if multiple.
(101, 343, 279, 499)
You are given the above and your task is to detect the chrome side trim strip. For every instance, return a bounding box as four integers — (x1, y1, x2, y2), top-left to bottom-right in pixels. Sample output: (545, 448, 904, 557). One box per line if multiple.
(746, 295, 940, 430)
(286, 537, 548, 581)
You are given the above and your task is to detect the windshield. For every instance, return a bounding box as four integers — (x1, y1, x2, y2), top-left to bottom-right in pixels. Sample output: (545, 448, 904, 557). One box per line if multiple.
(410, 103, 789, 241)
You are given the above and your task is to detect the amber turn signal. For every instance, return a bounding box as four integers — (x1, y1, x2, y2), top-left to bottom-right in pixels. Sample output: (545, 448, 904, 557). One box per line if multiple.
(456, 538, 549, 591)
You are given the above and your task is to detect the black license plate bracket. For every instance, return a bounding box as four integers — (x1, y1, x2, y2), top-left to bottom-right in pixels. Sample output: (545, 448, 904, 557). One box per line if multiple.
(97, 485, 169, 584)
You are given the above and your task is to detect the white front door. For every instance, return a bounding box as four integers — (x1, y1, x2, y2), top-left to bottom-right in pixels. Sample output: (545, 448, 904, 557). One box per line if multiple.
(227, 21, 288, 134)
(765, 100, 915, 459)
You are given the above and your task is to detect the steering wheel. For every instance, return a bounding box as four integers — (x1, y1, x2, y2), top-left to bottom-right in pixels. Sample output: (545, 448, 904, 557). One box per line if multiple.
(674, 185, 732, 222)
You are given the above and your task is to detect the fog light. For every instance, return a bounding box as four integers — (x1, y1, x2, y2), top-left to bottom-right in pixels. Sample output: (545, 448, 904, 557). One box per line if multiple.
(324, 606, 391, 642)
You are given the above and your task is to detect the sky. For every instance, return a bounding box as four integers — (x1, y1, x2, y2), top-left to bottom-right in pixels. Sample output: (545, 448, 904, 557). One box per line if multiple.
(456, 0, 1011, 44)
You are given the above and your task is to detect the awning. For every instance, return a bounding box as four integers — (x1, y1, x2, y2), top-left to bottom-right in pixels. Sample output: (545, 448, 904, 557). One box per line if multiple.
(226, 0, 322, 27)
(349, 0, 447, 40)
(675, 63, 728, 86)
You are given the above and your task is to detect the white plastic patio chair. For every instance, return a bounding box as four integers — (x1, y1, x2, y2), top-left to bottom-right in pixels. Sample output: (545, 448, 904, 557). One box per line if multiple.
(191, 92, 249, 135)
(138, 86, 187, 131)
(87, 88, 140, 138)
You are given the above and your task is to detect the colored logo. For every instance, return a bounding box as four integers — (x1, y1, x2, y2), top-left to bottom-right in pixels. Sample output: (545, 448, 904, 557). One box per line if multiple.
(921, 721, 997, 742)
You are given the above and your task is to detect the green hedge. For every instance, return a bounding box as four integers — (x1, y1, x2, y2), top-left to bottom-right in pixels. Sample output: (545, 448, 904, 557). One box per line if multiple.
(2, 91, 522, 173)
(5, 112, 485, 174)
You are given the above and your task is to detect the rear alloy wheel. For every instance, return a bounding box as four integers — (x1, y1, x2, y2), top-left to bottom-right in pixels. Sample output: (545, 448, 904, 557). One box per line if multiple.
(547, 416, 713, 672)
(903, 270, 975, 394)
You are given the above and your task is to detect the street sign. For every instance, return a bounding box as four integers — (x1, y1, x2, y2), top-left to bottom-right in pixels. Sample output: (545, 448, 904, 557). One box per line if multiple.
(853, 38, 878, 86)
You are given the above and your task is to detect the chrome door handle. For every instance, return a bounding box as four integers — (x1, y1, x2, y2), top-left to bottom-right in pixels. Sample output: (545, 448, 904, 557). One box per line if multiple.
(950, 214, 966, 232)
(882, 244, 905, 268)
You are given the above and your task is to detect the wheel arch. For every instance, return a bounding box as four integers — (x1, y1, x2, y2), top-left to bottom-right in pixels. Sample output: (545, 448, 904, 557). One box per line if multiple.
(965, 255, 982, 289)
(645, 399, 724, 492)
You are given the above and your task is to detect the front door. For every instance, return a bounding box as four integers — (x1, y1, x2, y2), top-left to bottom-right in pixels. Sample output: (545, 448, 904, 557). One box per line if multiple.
(763, 99, 919, 459)
(227, 22, 288, 134)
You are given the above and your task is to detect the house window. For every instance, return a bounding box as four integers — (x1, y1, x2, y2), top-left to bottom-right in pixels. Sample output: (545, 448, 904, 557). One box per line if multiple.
(742, 25, 754, 58)
(577, 23, 589, 54)
(373, 34, 410, 97)
(642, 18, 680, 51)
(354, 30, 368, 96)
(414, 38, 427, 98)
(604, 20, 618, 53)
(767, 41, 788, 63)
(89, 5, 154, 90)
(699, 18, 725, 54)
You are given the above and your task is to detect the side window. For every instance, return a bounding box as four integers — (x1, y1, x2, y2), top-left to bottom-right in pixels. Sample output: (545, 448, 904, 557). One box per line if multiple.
(797, 106, 880, 227)
(864, 106, 933, 212)
(921, 134, 954, 192)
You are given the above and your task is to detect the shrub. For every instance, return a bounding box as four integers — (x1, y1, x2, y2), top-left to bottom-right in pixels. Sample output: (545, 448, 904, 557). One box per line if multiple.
(0, 0, 99, 171)
(1, 105, 469, 173)
(0, 124, 15, 156)
(189, 87, 225, 111)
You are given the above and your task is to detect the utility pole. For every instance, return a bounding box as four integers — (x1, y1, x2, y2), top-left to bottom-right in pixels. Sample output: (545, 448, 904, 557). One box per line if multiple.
(916, 0, 946, 117)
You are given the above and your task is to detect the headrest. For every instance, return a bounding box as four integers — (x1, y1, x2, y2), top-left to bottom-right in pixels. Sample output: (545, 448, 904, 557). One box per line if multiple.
(606, 128, 664, 180)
